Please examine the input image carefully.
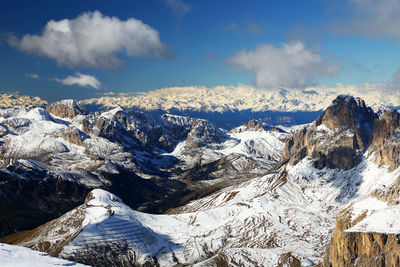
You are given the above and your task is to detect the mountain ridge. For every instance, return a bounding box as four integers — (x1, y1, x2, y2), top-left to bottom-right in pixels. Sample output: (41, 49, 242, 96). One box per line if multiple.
(82, 85, 400, 113)
(0, 101, 290, 237)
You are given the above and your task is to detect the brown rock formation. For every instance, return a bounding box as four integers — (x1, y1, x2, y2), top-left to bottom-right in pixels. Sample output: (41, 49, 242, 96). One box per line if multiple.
(231, 119, 286, 134)
(281, 95, 376, 170)
(242, 119, 265, 132)
(60, 127, 88, 146)
(321, 209, 400, 267)
(46, 100, 87, 118)
(277, 252, 301, 267)
(369, 110, 400, 170)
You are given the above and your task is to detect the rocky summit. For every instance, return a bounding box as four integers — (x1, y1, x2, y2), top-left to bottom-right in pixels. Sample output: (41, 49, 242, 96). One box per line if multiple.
(46, 99, 88, 119)
(281, 95, 377, 170)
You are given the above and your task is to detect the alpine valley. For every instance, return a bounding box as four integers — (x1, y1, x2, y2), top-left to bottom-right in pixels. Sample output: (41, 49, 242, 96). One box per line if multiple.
(1, 90, 400, 267)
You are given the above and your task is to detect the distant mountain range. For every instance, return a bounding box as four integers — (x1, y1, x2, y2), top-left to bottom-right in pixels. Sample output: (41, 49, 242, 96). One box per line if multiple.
(83, 84, 400, 112)
(3, 84, 399, 129)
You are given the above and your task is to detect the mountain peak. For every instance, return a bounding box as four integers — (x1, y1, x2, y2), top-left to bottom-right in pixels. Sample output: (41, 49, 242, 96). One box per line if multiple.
(282, 95, 377, 170)
(317, 94, 376, 131)
(84, 189, 122, 206)
(46, 99, 88, 118)
(243, 119, 266, 131)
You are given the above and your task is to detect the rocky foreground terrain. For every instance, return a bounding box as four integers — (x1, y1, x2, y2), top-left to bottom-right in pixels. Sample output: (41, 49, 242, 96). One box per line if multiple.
(2, 94, 400, 266)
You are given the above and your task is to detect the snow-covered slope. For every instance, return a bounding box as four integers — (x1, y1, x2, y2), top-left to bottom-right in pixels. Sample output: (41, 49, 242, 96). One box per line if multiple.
(170, 120, 290, 165)
(11, 154, 400, 266)
(83, 84, 400, 112)
(0, 243, 87, 267)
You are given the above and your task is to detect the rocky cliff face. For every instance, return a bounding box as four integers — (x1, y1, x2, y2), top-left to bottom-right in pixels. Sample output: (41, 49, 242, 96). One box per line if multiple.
(369, 110, 400, 170)
(81, 108, 226, 153)
(60, 127, 88, 146)
(321, 209, 400, 267)
(240, 118, 266, 132)
(281, 95, 377, 170)
(230, 118, 286, 134)
(46, 100, 87, 118)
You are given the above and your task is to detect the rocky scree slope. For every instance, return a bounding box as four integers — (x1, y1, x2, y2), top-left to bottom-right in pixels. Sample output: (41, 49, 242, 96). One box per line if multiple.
(6, 95, 400, 266)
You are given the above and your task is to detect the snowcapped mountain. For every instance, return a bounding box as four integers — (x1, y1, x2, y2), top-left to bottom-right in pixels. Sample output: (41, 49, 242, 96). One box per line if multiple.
(4, 84, 398, 130)
(5, 94, 400, 266)
(83, 84, 400, 112)
(0, 100, 289, 237)
(80, 84, 400, 129)
(0, 93, 46, 109)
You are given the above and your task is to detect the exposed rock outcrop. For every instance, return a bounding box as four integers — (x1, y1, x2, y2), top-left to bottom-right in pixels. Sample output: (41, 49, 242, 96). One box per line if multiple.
(369, 110, 400, 170)
(281, 95, 376, 170)
(231, 118, 286, 134)
(185, 119, 226, 148)
(321, 209, 400, 267)
(82, 109, 139, 148)
(46, 100, 87, 118)
(1, 207, 85, 257)
(82, 108, 226, 152)
(60, 127, 88, 146)
(242, 119, 266, 132)
(277, 252, 301, 267)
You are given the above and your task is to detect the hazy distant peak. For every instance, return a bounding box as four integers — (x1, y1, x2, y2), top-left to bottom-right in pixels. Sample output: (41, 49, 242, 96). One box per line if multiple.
(0, 93, 47, 109)
(83, 84, 400, 113)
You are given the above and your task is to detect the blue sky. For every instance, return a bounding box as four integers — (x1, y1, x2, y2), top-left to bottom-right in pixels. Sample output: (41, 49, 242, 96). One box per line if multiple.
(1, 0, 400, 101)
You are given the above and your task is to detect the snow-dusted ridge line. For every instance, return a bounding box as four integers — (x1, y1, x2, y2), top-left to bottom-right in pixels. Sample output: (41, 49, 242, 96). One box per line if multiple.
(0, 93, 47, 109)
(0, 83, 398, 113)
(82, 84, 400, 112)
(0, 243, 88, 267)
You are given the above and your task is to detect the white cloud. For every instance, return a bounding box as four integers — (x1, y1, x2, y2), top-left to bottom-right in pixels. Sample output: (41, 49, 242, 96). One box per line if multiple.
(226, 41, 340, 89)
(9, 11, 170, 69)
(336, 0, 400, 38)
(26, 73, 39, 79)
(54, 73, 101, 89)
(165, 0, 191, 17)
